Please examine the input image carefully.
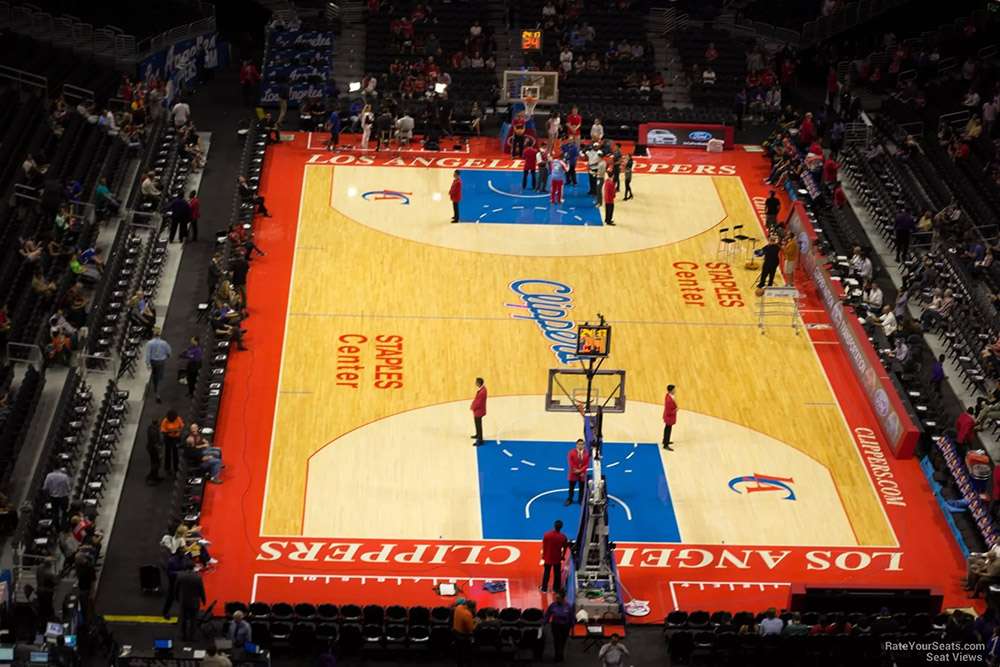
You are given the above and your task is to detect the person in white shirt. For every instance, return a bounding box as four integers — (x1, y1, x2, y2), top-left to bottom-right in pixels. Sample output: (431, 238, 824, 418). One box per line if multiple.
(590, 118, 604, 144)
(541, 1, 556, 17)
(546, 113, 561, 147)
(140, 171, 162, 203)
(702, 66, 717, 85)
(395, 113, 414, 144)
(598, 634, 629, 666)
(560, 47, 574, 72)
(469, 20, 482, 38)
(758, 608, 784, 636)
(874, 305, 898, 337)
(171, 100, 191, 128)
(862, 280, 883, 314)
(360, 105, 375, 150)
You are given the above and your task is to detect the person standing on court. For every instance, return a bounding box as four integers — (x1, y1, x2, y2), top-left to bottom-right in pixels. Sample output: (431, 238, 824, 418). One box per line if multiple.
(546, 112, 561, 148)
(167, 193, 190, 244)
(180, 336, 203, 398)
(764, 190, 781, 230)
(662, 384, 677, 450)
(522, 143, 538, 190)
(536, 143, 549, 193)
(623, 153, 634, 200)
(449, 171, 462, 223)
(603, 175, 617, 226)
(549, 154, 567, 205)
(561, 139, 579, 187)
(566, 439, 590, 505)
(566, 106, 582, 148)
(611, 143, 623, 189)
(540, 520, 568, 592)
(544, 591, 573, 662)
(757, 234, 781, 290)
(510, 111, 527, 157)
(146, 327, 171, 403)
(471, 377, 487, 445)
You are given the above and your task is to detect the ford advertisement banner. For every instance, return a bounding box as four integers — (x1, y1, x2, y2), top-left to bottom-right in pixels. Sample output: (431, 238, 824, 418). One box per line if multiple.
(638, 122, 734, 150)
(786, 201, 920, 458)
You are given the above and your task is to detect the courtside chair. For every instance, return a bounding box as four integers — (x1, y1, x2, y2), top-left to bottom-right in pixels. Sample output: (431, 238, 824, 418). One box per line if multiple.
(499, 607, 521, 625)
(249, 621, 271, 648)
(709, 610, 732, 627)
(269, 621, 293, 648)
(520, 607, 544, 626)
(315, 622, 338, 645)
(407, 623, 430, 646)
(248, 601, 271, 620)
(385, 605, 407, 624)
(341, 604, 363, 623)
(271, 602, 294, 621)
(430, 606, 452, 626)
(687, 610, 710, 628)
(339, 623, 364, 654)
(290, 622, 316, 651)
(665, 610, 689, 629)
(717, 227, 737, 258)
(293, 602, 316, 620)
(316, 603, 339, 622)
(384, 622, 407, 647)
(407, 606, 430, 626)
(362, 604, 384, 626)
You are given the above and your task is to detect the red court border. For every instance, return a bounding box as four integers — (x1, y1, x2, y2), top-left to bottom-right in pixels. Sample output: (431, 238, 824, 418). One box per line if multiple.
(199, 135, 971, 621)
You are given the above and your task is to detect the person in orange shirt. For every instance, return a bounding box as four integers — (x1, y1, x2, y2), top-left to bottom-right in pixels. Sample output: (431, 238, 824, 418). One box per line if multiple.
(160, 409, 185, 474)
(452, 599, 477, 665)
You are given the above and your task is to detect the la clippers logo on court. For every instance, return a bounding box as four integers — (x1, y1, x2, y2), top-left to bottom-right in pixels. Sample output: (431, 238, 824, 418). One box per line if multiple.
(361, 190, 412, 204)
(728, 474, 797, 501)
(506, 279, 580, 365)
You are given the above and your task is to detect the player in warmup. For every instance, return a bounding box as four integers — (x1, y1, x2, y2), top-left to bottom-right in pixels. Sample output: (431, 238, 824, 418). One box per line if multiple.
(603, 175, 616, 226)
(549, 153, 567, 205)
(511, 111, 527, 158)
(522, 143, 538, 190)
(566, 106, 582, 148)
(449, 171, 462, 223)
(546, 112, 561, 148)
(623, 153, 634, 200)
(566, 439, 590, 505)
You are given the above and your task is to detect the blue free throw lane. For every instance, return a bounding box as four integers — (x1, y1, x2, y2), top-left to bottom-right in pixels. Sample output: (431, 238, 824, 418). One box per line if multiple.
(458, 169, 603, 226)
(476, 440, 680, 542)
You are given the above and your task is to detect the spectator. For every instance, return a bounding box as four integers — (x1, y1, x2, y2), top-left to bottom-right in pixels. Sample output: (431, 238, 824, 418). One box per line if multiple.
(544, 592, 572, 662)
(227, 611, 253, 648)
(202, 647, 231, 667)
(43, 467, 72, 527)
(702, 65, 716, 86)
(140, 171, 162, 205)
(238, 176, 271, 216)
(187, 190, 200, 242)
(758, 608, 784, 636)
(599, 634, 629, 666)
(590, 118, 604, 145)
(170, 98, 191, 129)
(239, 61, 260, 107)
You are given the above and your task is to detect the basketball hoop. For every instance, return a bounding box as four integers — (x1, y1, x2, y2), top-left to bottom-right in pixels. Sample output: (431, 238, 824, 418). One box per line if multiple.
(523, 95, 538, 117)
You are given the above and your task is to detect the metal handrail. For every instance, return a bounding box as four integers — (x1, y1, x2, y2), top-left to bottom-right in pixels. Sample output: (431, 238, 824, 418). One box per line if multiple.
(0, 63, 47, 93)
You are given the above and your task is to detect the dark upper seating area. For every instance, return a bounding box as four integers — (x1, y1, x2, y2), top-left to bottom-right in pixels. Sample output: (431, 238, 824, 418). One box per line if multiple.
(365, 0, 498, 114)
(674, 28, 752, 112)
(0, 31, 120, 103)
(7, 0, 211, 39)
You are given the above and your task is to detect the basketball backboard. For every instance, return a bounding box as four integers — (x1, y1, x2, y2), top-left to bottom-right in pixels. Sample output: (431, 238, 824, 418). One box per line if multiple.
(501, 70, 559, 105)
(545, 368, 625, 414)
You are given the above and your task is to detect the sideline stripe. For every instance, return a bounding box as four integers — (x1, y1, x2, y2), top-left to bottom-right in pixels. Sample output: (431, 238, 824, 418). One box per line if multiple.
(104, 615, 176, 624)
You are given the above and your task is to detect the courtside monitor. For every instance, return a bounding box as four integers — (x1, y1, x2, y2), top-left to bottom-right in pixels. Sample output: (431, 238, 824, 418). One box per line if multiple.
(154, 639, 173, 651)
(576, 324, 610, 357)
(0, 647, 14, 662)
(29, 652, 48, 664)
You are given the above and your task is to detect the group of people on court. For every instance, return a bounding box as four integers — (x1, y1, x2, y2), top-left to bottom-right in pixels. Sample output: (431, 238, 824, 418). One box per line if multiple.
(449, 106, 635, 225)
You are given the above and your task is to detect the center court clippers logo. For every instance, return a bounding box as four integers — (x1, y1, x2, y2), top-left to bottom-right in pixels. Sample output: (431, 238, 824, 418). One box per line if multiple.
(728, 474, 797, 501)
(506, 279, 580, 365)
(361, 190, 412, 205)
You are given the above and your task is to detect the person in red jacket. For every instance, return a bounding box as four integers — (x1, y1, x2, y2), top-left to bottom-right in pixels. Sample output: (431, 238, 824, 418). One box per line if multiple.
(470, 376, 487, 446)
(798, 112, 816, 148)
(662, 384, 677, 450)
(956, 406, 976, 450)
(449, 170, 462, 223)
(187, 189, 200, 242)
(522, 144, 538, 190)
(565, 438, 590, 505)
(239, 60, 260, 107)
(602, 176, 616, 226)
(540, 519, 568, 592)
(566, 106, 582, 147)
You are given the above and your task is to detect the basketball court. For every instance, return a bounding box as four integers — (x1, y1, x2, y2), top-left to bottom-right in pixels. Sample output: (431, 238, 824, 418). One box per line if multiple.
(197, 119, 970, 621)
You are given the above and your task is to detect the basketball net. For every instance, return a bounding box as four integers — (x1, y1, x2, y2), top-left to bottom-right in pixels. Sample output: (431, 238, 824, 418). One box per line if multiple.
(523, 95, 538, 118)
